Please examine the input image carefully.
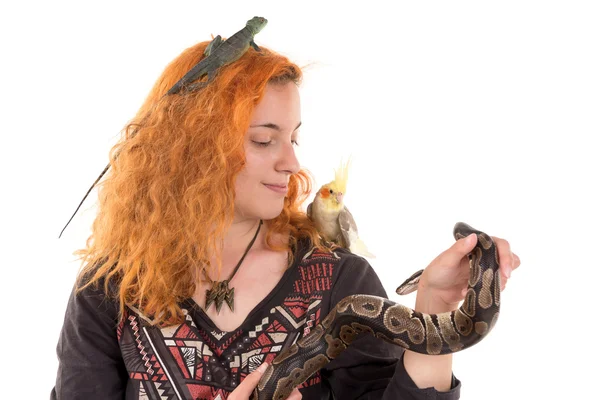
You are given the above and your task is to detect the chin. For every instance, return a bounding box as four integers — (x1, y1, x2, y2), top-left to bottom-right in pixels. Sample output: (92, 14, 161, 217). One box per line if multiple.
(236, 205, 284, 221)
(256, 199, 286, 220)
(259, 207, 285, 220)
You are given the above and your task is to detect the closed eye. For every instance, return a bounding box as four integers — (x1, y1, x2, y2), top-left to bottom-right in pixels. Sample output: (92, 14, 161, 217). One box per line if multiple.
(252, 140, 299, 147)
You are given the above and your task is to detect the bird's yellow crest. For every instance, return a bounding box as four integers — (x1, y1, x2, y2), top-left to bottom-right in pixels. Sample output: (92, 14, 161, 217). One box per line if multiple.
(333, 158, 351, 193)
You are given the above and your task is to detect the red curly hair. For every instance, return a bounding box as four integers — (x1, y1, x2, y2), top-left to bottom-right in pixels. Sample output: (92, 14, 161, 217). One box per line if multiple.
(74, 39, 329, 327)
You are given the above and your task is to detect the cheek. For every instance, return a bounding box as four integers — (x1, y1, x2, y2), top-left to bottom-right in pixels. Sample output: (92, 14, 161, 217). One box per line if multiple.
(233, 166, 263, 207)
(234, 170, 255, 199)
(239, 151, 272, 187)
(319, 188, 331, 198)
(242, 150, 261, 174)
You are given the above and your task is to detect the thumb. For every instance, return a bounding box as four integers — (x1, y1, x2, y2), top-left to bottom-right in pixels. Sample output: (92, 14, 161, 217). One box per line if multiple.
(232, 362, 269, 398)
(443, 233, 477, 265)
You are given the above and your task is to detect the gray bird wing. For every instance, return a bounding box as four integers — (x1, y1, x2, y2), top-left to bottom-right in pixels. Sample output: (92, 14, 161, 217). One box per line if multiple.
(306, 201, 314, 220)
(338, 206, 358, 249)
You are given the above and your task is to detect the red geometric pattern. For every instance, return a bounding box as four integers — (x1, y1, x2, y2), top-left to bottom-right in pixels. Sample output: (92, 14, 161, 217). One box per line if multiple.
(197, 328, 243, 357)
(294, 259, 336, 294)
(187, 384, 230, 400)
(117, 247, 341, 399)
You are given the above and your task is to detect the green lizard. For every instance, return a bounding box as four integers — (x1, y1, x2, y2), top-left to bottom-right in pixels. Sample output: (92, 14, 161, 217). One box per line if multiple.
(58, 17, 267, 238)
(168, 16, 267, 94)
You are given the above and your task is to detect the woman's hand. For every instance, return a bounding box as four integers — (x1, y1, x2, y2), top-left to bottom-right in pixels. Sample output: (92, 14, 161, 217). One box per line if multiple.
(417, 232, 521, 313)
(403, 231, 521, 391)
(228, 362, 302, 400)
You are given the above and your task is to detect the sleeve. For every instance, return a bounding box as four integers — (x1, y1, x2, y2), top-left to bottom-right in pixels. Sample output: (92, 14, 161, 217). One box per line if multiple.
(50, 279, 128, 400)
(320, 255, 461, 400)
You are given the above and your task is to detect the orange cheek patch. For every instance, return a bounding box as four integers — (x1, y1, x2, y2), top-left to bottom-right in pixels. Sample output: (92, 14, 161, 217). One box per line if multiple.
(320, 188, 331, 198)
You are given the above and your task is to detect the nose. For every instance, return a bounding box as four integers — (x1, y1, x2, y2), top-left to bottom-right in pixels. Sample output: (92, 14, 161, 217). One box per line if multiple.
(276, 142, 301, 175)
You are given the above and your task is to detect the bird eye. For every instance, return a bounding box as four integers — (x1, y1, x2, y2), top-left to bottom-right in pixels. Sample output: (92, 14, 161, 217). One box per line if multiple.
(329, 189, 333, 194)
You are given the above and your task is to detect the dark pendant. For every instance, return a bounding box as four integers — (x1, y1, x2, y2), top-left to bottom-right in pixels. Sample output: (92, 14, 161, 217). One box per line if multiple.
(205, 280, 235, 313)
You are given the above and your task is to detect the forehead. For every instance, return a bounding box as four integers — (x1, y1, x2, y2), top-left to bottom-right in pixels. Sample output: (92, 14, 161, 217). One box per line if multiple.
(250, 82, 301, 125)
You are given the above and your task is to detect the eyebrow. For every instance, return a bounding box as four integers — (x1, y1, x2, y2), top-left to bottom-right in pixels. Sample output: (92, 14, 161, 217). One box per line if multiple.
(249, 121, 302, 131)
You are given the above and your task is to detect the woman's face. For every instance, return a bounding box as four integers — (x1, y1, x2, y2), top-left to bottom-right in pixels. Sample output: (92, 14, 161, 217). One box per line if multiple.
(234, 81, 302, 221)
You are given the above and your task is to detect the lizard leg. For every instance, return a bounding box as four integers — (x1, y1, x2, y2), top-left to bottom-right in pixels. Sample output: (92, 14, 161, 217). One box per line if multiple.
(186, 70, 216, 92)
(250, 40, 261, 52)
(185, 81, 207, 92)
(204, 35, 222, 56)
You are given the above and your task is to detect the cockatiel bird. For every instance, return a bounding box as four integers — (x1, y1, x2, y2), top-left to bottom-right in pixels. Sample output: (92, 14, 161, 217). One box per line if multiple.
(307, 160, 375, 258)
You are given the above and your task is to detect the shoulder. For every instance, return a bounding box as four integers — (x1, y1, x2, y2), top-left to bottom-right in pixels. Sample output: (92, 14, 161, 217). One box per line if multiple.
(330, 250, 381, 291)
(59, 270, 124, 341)
(75, 262, 120, 300)
(294, 241, 380, 290)
(71, 262, 122, 320)
(294, 236, 371, 268)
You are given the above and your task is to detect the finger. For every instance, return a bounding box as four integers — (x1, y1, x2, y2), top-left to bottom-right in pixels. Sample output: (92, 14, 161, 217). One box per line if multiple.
(491, 237, 514, 279)
(441, 233, 478, 266)
(501, 253, 520, 292)
(231, 362, 268, 398)
(513, 253, 521, 269)
(287, 388, 303, 399)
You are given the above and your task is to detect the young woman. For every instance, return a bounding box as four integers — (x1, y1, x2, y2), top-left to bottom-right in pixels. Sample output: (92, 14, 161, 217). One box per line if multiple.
(51, 35, 520, 400)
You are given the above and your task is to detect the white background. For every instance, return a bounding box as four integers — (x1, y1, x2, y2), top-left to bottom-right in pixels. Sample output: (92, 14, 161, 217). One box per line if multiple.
(1, 1, 599, 399)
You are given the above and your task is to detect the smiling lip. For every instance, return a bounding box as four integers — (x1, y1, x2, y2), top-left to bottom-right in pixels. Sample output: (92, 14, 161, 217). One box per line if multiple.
(263, 183, 288, 194)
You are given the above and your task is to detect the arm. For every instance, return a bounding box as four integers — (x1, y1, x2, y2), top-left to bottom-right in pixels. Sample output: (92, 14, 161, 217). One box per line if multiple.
(321, 255, 461, 400)
(402, 284, 456, 392)
(51, 278, 127, 399)
(403, 231, 521, 392)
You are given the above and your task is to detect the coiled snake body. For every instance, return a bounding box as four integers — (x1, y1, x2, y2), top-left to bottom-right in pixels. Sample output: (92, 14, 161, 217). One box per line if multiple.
(253, 222, 501, 400)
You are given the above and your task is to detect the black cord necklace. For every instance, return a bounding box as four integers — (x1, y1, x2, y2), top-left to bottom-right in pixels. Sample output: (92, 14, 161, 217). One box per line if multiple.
(203, 220, 263, 313)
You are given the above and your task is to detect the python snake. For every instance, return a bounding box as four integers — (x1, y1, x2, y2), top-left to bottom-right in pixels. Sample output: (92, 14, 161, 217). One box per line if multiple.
(252, 222, 500, 400)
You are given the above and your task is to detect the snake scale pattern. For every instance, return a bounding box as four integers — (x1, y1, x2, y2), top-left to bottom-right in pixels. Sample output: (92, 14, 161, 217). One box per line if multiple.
(252, 222, 501, 400)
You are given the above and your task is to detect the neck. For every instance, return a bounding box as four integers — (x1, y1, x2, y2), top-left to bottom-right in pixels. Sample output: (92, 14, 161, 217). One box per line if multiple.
(222, 218, 264, 253)
(204, 218, 263, 282)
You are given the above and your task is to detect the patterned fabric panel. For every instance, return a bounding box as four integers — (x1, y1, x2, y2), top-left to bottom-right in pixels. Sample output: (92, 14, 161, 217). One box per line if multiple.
(117, 247, 341, 400)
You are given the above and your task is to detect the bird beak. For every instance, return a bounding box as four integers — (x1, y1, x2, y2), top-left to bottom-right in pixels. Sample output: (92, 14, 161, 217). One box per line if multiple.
(335, 192, 343, 204)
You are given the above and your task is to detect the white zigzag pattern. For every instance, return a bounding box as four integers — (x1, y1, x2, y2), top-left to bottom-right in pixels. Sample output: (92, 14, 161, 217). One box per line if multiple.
(129, 315, 154, 375)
